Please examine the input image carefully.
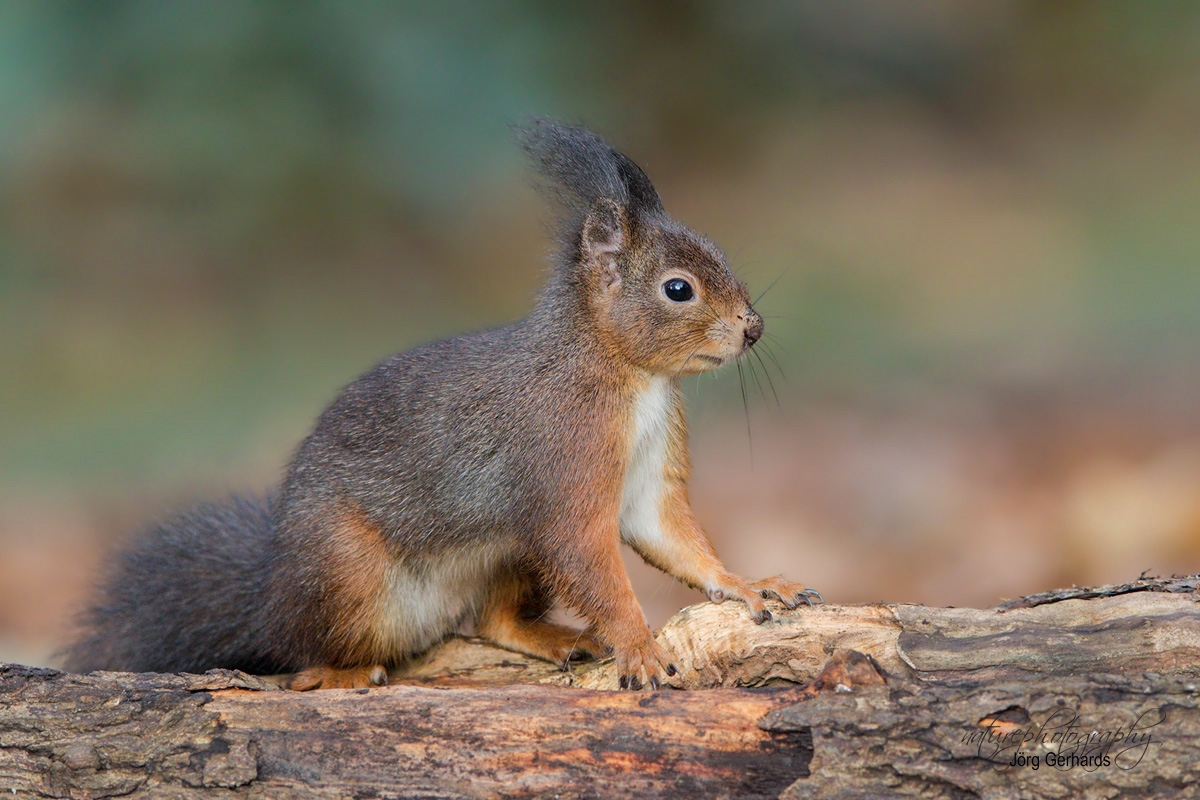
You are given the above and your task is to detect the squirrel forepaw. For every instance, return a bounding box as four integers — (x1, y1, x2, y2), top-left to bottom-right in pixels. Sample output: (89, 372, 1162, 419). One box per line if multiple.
(709, 574, 823, 622)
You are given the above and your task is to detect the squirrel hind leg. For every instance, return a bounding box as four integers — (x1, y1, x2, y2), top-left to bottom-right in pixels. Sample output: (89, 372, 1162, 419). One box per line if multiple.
(493, 621, 610, 667)
(477, 572, 611, 667)
(288, 664, 388, 691)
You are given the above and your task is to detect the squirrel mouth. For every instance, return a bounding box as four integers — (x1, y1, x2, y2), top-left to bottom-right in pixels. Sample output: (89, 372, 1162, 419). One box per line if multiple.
(695, 355, 725, 367)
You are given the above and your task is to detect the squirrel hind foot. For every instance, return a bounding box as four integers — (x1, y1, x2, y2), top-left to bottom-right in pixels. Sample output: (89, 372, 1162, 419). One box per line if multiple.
(288, 664, 388, 691)
(481, 620, 611, 668)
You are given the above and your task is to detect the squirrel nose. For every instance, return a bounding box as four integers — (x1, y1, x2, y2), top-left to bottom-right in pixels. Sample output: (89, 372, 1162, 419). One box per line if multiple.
(743, 313, 764, 348)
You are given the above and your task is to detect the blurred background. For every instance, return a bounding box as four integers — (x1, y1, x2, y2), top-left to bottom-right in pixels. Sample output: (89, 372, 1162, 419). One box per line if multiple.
(2, 1, 1199, 669)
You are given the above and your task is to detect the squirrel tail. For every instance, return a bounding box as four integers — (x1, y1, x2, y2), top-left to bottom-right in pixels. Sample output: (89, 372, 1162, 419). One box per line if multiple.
(62, 495, 289, 675)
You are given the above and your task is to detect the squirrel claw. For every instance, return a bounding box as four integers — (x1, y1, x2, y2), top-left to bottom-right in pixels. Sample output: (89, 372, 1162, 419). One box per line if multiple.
(613, 636, 674, 691)
(796, 588, 823, 607)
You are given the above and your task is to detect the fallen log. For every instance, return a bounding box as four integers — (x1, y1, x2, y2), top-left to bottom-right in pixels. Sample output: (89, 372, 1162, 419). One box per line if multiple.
(0, 578, 1197, 798)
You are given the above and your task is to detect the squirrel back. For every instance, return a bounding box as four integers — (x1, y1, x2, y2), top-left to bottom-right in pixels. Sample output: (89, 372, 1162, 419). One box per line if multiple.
(66, 119, 815, 690)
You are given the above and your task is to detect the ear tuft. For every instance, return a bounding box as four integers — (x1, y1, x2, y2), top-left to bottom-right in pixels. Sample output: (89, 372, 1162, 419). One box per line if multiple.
(514, 117, 664, 222)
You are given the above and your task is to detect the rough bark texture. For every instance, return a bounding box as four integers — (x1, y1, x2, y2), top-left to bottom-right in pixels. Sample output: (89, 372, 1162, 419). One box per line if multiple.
(1, 580, 1197, 799)
(763, 672, 1200, 800)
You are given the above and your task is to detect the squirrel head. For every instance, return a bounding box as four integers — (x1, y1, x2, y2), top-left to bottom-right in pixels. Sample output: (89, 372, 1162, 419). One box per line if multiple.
(518, 118, 763, 376)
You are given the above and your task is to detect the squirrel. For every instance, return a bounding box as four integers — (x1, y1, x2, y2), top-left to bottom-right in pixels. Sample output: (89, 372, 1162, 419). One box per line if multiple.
(64, 118, 822, 691)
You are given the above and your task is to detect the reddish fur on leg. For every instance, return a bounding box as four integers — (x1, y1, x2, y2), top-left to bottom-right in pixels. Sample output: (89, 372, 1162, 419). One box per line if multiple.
(478, 572, 609, 666)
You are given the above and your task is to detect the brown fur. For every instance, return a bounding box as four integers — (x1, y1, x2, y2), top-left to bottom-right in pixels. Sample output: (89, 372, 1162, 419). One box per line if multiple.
(289, 664, 387, 691)
(537, 370, 648, 647)
(477, 570, 608, 665)
(316, 508, 393, 667)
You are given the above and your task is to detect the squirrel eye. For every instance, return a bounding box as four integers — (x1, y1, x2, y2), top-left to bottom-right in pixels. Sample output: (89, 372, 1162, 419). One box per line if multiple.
(662, 278, 694, 303)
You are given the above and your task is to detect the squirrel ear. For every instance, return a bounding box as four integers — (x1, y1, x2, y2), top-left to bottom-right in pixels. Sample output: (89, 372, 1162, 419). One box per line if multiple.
(580, 199, 625, 293)
(581, 198, 625, 261)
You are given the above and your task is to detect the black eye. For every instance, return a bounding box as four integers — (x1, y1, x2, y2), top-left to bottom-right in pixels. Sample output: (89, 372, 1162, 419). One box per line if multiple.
(662, 278, 694, 303)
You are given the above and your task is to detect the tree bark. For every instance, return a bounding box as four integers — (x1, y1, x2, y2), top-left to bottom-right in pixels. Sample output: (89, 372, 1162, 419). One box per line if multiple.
(1, 577, 1197, 799)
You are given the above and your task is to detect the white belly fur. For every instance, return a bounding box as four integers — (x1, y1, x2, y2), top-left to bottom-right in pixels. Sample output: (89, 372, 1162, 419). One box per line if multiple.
(376, 543, 508, 658)
(620, 375, 672, 550)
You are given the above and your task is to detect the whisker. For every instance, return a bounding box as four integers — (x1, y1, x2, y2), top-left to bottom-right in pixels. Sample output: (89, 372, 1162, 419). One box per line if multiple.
(758, 339, 788, 381)
(736, 360, 753, 468)
(753, 269, 788, 306)
(676, 342, 706, 378)
(751, 348, 780, 408)
(745, 352, 769, 406)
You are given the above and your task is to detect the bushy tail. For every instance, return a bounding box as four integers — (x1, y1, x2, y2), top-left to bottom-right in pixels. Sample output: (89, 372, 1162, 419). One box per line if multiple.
(63, 495, 287, 675)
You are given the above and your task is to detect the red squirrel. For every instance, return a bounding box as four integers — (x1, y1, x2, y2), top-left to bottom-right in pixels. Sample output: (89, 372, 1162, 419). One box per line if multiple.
(65, 119, 821, 691)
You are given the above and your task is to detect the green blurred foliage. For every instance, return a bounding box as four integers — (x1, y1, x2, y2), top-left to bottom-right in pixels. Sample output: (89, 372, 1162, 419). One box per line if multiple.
(1, 0, 1198, 492)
